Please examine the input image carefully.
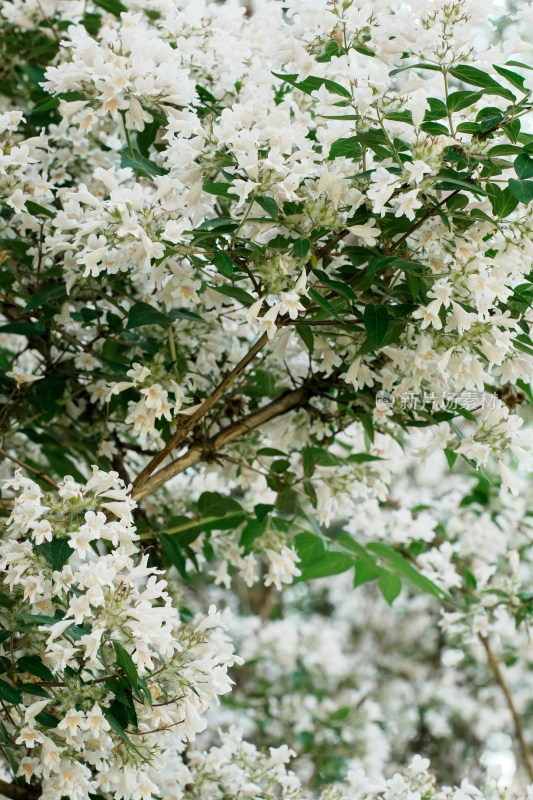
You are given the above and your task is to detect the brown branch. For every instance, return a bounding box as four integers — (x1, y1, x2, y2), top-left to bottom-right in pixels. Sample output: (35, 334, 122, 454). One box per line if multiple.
(317, 229, 349, 258)
(0, 450, 58, 490)
(0, 778, 40, 800)
(386, 189, 461, 255)
(131, 331, 270, 494)
(479, 634, 533, 782)
(132, 385, 310, 500)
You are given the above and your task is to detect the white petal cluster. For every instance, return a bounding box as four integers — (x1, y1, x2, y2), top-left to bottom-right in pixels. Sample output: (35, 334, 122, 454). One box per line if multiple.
(0, 469, 239, 800)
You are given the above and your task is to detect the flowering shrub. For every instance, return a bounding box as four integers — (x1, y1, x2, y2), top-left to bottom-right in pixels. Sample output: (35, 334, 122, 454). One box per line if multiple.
(0, 468, 238, 799)
(2, 0, 533, 798)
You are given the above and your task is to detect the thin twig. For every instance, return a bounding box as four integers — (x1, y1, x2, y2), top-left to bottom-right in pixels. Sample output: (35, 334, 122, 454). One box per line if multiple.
(0, 449, 58, 490)
(479, 633, 533, 782)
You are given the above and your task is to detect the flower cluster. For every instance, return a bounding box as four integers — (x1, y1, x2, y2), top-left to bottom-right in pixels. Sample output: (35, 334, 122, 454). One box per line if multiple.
(0, 470, 239, 800)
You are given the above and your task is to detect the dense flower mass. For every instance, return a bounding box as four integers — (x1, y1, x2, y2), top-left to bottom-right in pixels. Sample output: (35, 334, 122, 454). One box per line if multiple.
(0, 470, 239, 799)
(2, 0, 533, 798)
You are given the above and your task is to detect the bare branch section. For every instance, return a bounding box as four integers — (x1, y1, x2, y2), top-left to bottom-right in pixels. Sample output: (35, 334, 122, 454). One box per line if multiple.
(131, 331, 270, 495)
(0, 777, 40, 800)
(479, 634, 533, 782)
(132, 386, 310, 501)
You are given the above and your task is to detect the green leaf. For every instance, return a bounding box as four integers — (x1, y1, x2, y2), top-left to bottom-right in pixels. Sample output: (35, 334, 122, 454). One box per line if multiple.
(18, 684, 51, 698)
(444, 448, 458, 469)
(514, 153, 533, 179)
(93, 0, 127, 14)
(493, 65, 528, 92)
(126, 301, 172, 329)
(294, 532, 326, 566)
(136, 117, 160, 158)
(434, 176, 487, 196)
(197, 491, 242, 516)
(160, 534, 188, 580)
(456, 122, 481, 135)
(346, 453, 383, 463)
(113, 642, 139, 690)
(420, 122, 450, 136)
(487, 144, 523, 156)
(239, 518, 267, 552)
(329, 136, 362, 160)
(313, 269, 357, 301)
(504, 119, 521, 143)
(424, 97, 448, 121)
(360, 412, 375, 445)
(101, 707, 133, 744)
(213, 251, 234, 277)
(307, 287, 342, 321)
(389, 62, 443, 77)
(449, 65, 515, 101)
(255, 195, 279, 219)
(316, 40, 342, 62)
(367, 543, 447, 600)
(363, 305, 388, 346)
(19, 614, 58, 627)
(272, 71, 351, 99)
(203, 182, 239, 200)
(377, 570, 402, 605)
(49, 538, 74, 571)
(385, 109, 414, 124)
(34, 711, 59, 728)
(24, 283, 66, 311)
(169, 308, 204, 323)
(293, 238, 311, 258)
(0, 680, 21, 705)
(353, 559, 380, 587)
(196, 216, 238, 231)
(300, 552, 355, 581)
(25, 201, 54, 218)
(506, 60, 533, 70)
(120, 151, 168, 178)
(0, 322, 45, 336)
(334, 534, 377, 566)
(213, 284, 255, 306)
(17, 655, 54, 682)
(32, 97, 60, 113)
(508, 178, 533, 204)
(486, 184, 519, 218)
(298, 325, 314, 352)
(446, 90, 483, 111)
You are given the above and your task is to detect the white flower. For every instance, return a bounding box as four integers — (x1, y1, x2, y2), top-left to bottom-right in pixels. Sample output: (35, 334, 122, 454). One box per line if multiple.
(264, 547, 301, 590)
(394, 188, 422, 221)
(279, 291, 304, 319)
(404, 159, 431, 184)
(367, 167, 399, 215)
(259, 304, 281, 340)
(6, 370, 44, 385)
(412, 301, 442, 330)
(347, 219, 380, 246)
